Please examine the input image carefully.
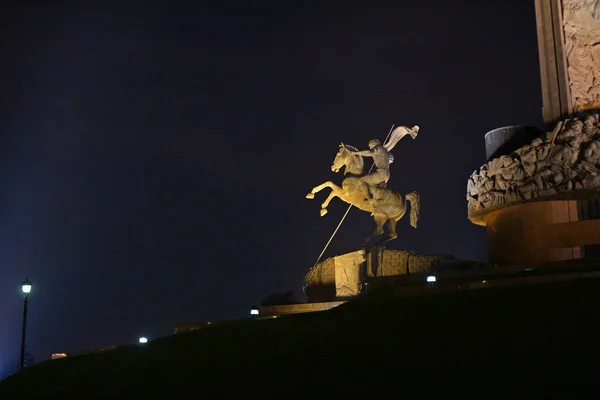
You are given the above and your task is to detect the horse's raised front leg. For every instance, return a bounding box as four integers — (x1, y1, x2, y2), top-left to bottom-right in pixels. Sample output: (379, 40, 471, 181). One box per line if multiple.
(306, 181, 336, 199)
(319, 190, 340, 216)
(319, 184, 345, 216)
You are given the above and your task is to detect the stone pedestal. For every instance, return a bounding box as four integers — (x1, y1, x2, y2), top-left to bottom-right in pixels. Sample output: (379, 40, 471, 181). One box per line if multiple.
(486, 199, 600, 265)
(334, 250, 365, 298)
(467, 112, 600, 266)
(486, 200, 581, 265)
(304, 248, 456, 302)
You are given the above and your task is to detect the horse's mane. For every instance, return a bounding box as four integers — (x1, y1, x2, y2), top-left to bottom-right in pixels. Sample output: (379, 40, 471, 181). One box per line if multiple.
(341, 144, 364, 176)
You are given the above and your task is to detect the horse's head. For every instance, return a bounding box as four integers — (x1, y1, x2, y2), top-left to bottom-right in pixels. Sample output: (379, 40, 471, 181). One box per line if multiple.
(331, 143, 362, 175)
(331, 143, 350, 173)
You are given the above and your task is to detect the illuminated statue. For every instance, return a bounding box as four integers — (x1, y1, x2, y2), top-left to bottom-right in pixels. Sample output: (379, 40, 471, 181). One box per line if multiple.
(306, 126, 420, 241)
(351, 126, 418, 202)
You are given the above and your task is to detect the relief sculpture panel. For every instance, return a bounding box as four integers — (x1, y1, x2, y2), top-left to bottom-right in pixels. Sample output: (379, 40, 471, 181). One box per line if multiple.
(334, 250, 365, 298)
(562, 0, 600, 112)
(467, 113, 600, 224)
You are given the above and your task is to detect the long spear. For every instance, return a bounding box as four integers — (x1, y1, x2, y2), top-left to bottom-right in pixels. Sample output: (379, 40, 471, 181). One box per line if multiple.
(309, 124, 396, 270)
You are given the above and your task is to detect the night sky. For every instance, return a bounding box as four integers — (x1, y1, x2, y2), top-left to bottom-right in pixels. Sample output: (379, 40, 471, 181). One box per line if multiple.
(1, 1, 543, 374)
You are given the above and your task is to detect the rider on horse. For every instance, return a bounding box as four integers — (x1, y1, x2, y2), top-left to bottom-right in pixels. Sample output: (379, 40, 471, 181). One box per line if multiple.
(305, 124, 420, 240)
(352, 126, 419, 203)
(352, 138, 392, 203)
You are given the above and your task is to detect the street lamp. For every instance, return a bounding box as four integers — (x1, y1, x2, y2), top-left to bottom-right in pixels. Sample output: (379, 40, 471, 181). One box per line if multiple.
(20, 278, 32, 372)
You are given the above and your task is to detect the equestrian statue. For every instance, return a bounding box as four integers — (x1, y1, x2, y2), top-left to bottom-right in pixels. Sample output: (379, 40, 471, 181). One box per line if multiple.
(306, 125, 420, 242)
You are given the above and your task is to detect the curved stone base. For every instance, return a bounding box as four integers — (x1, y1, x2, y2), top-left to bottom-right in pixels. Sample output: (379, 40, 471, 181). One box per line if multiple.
(467, 113, 600, 224)
(486, 200, 600, 265)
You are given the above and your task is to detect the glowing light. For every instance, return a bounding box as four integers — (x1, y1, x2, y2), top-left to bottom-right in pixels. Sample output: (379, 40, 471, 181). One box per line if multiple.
(21, 278, 32, 294)
(250, 307, 260, 316)
(138, 337, 148, 344)
(51, 353, 67, 359)
(426, 275, 436, 283)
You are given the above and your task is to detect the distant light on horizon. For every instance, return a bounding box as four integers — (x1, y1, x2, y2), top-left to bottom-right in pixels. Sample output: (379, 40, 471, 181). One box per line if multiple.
(426, 275, 436, 283)
(138, 337, 148, 344)
(250, 307, 259, 316)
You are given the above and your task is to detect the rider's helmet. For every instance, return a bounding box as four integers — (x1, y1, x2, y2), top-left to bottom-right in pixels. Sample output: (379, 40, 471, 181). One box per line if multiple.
(368, 139, 381, 149)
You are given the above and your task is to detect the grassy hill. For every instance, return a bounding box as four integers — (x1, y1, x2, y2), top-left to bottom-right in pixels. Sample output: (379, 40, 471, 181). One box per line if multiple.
(2, 278, 600, 399)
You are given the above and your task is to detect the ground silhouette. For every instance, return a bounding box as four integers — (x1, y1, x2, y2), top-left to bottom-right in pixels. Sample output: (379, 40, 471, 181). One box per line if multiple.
(2, 278, 599, 398)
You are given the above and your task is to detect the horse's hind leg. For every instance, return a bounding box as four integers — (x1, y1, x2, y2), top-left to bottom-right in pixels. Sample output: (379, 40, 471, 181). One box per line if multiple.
(365, 214, 386, 241)
(387, 219, 398, 240)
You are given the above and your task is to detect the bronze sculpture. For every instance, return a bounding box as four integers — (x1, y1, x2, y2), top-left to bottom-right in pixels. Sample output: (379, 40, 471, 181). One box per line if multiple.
(306, 126, 420, 242)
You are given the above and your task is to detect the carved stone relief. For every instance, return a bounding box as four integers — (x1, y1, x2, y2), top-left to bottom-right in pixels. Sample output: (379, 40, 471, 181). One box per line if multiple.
(562, 0, 600, 112)
(304, 249, 457, 298)
(334, 250, 365, 297)
(467, 113, 600, 222)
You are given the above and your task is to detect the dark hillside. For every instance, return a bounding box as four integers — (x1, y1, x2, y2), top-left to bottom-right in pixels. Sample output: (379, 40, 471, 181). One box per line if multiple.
(2, 279, 599, 399)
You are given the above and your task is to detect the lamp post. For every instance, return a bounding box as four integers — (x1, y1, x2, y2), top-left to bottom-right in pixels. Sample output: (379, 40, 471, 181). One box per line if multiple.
(20, 278, 32, 372)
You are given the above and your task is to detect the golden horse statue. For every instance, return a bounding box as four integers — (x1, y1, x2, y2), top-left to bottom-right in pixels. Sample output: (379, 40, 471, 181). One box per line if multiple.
(306, 143, 420, 241)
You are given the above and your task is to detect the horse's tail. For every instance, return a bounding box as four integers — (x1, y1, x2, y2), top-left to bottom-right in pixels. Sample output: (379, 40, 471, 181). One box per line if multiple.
(405, 191, 420, 228)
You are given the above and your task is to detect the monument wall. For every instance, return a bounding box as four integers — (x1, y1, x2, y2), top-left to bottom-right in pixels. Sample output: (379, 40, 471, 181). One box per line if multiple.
(535, 0, 600, 124)
(466, 1, 600, 265)
(467, 113, 600, 265)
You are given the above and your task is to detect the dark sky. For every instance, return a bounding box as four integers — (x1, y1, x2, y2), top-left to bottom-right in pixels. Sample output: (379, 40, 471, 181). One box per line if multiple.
(0, 1, 542, 373)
